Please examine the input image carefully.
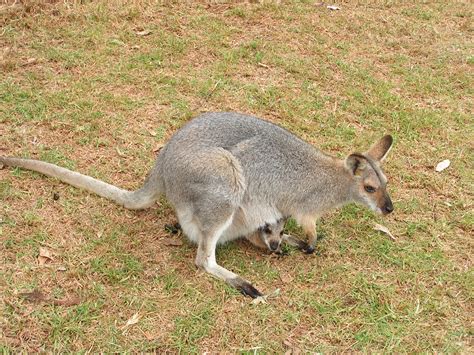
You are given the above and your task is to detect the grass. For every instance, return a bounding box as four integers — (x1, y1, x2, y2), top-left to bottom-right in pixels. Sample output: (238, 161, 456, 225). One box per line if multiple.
(1, 0, 472, 352)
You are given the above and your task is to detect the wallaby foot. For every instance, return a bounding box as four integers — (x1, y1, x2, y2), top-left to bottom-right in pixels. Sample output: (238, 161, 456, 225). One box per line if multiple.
(196, 259, 263, 299)
(164, 222, 181, 234)
(283, 234, 312, 252)
(275, 249, 289, 256)
(227, 277, 263, 298)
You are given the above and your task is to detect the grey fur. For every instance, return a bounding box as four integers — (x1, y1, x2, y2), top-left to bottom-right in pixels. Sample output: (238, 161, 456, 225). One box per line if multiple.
(0, 112, 394, 297)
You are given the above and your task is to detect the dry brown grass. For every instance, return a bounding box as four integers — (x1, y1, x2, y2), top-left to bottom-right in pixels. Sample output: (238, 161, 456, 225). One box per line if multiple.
(1, 0, 473, 352)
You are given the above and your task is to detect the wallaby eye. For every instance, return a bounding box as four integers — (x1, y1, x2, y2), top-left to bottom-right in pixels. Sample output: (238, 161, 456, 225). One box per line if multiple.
(364, 185, 376, 193)
(280, 231, 284, 236)
(264, 226, 272, 234)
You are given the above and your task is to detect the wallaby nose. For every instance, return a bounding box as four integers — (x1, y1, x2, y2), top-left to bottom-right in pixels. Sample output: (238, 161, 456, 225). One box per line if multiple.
(383, 202, 394, 214)
(269, 240, 279, 251)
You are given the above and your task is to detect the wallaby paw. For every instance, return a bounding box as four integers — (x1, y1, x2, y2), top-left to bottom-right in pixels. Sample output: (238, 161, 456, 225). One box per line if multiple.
(275, 249, 289, 257)
(290, 238, 312, 252)
(239, 283, 263, 298)
(283, 234, 317, 254)
(229, 277, 263, 298)
(164, 222, 181, 234)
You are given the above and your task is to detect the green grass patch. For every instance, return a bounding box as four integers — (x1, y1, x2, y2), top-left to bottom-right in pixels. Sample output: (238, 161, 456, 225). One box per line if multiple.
(1, 1, 471, 352)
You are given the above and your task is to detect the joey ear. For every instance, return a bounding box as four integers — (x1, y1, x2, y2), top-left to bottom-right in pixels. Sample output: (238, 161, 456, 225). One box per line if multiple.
(366, 135, 393, 162)
(345, 154, 367, 176)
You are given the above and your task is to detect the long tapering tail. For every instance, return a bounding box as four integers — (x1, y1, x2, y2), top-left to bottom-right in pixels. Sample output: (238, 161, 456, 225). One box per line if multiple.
(0, 156, 160, 209)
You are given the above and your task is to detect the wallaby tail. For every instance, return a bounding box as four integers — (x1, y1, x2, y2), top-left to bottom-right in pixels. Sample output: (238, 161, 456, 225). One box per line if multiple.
(0, 157, 160, 209)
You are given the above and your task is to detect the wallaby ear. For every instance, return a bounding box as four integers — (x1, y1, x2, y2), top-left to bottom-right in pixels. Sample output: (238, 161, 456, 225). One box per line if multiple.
(345, 154, 367, 176)
(366, 135, 393, 162)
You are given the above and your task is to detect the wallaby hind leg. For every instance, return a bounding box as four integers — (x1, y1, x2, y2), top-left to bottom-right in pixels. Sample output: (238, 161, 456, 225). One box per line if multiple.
(169, 147, 261, 297)
(178, 210, 262, 298)
(193, 215, 263, 298)
(176, 198, 262, 298)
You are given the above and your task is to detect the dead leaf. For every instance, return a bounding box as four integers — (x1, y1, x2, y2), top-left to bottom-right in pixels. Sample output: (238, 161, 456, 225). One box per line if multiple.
(435, 159, 450, 172)
(164, 239, 183, 246)
(20, 289, 80, 307)
(131, 45, 140, 50)
(136, 29, 152, 36)
(327, 5, 341, 10)
(38, 247, 53, 265)
(57, 266, 67, 271)
(251, 288, 280, 305)
(373, 223, 396, 241)
(22, 57, 37, 66)
(148, 129, 157, 137)
(122, 312, 140, 333)
(20, 289, 48, 303)
(52, 295, 80, 307)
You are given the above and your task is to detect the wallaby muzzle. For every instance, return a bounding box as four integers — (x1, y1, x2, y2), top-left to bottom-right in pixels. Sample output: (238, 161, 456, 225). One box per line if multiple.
(269, 240, 280, 251)
(382, 195, 394, 215)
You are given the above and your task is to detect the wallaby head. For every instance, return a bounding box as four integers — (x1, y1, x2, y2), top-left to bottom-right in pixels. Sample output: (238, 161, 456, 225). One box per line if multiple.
(256, 218, 286, 252)
(345, 135, 394, 215)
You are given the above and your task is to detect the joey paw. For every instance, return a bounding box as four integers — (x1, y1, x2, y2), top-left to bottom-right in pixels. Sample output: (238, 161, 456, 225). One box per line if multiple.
(164, 223, 181, 234)
(275, 249, 289, 257)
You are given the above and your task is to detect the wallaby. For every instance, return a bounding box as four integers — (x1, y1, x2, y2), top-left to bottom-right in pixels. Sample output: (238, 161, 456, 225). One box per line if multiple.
(0, 112, 394, 298)
(245, 219, 309, 254)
